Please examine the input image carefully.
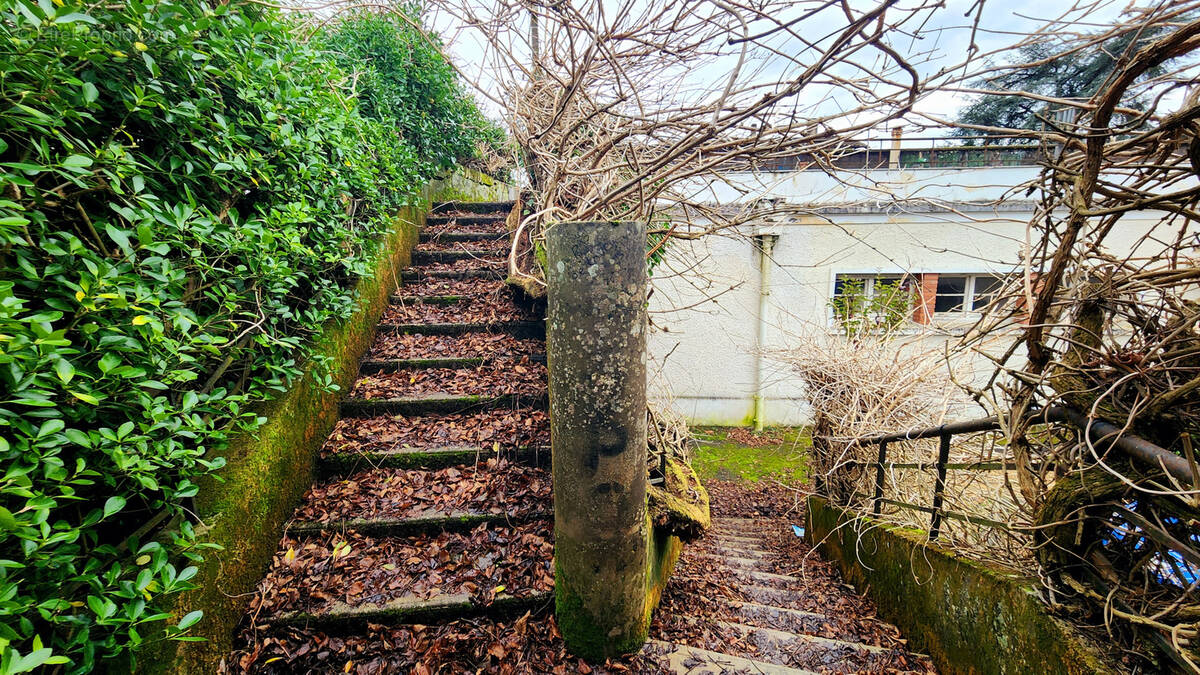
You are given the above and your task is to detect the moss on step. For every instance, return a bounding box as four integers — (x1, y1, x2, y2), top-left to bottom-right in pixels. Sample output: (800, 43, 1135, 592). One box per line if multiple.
(272, 591, 551, 628)
(318, 445, 551, 476)
(285, 511, 543, 538)
(691, 426, 811, 484)
(339, 392, 546, 417)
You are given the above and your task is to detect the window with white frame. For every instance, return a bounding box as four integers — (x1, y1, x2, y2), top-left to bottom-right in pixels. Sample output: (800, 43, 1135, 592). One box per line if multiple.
(831, 274, 915, 329)
(934, 274, 1004, 313)
(831, 272, 1007, 327)
(832, 274, 909, 301)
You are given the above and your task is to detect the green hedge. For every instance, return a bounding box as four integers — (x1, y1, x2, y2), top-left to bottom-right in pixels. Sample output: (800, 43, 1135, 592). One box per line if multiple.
(0, 2, 488, 671)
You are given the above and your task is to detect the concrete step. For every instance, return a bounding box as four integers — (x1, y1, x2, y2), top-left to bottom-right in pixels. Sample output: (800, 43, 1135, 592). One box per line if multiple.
(285, 510, 549, 539)
(689, 551, 764, 571)
(420, 231, 508, 243)
(338, 392, 547, 418)
(391, 294, 466, 305)
(426, 215, 507, 228)
(717, 621, 908, 672)
(698, 542, 767, 557)
(389, 292, 532, 305)
(712, 531, 763, 543)
(713, 517, 779, 533)
(401, 268, 506, 281)
(268, 591, 551, 629)
(359, 354, 546, 374)
(711, 535, 766, 550)
(736, 584, 836, 615)
(318, 444, 551, 476)
(678, 568, 804, 593)
(640, 640, 816, 675)
(721, 620, 895, 654)
(374, 320, 544, 338)
(714, 517, 770, 526)
(713, 524, 775, 536)
(431, 200, 514, 214)
(413, 250, 505, 264)
(730, 601, 837, 637)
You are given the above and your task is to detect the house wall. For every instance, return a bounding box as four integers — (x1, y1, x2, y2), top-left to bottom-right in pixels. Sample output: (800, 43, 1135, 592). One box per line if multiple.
(648, 165, 1165, 426)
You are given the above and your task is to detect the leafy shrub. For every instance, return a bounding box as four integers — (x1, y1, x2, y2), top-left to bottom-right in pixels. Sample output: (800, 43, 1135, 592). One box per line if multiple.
(317, 9, 500, 173)
(0, 1, 484, 670)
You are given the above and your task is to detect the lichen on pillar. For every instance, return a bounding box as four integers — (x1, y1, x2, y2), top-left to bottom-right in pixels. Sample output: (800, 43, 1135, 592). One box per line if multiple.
(545, 220, 649, 661)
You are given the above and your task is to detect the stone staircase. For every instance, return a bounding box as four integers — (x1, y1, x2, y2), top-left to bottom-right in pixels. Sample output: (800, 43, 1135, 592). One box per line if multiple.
(228, 201, 561, 672)
(646, 514, 936, 673)
(227, 201, 933, 673)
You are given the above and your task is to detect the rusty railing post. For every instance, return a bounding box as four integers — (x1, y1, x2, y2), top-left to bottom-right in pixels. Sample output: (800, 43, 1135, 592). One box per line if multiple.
(546, 220, 649, 661)
(871, 441, 887, 516)
(929, 431, 951, 540)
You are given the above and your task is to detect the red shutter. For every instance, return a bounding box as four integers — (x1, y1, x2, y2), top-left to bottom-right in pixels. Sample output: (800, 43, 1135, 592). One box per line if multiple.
(912, 273, 938, 324)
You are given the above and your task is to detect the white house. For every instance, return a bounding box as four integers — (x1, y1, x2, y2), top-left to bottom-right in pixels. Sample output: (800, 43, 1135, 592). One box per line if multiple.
(647, 142, 1165, 426)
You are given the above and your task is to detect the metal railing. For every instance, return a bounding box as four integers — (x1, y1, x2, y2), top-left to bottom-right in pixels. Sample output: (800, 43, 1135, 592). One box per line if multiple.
(843, 405, 1188, 541)
(726, 135, 1044, 173)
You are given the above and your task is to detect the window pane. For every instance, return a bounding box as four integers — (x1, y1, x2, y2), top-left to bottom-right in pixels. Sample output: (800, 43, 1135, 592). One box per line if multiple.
(971, 275, 1004, 311)
(935, 275, 966, 312)
(872, 277, 908, 305)
(832, 276, 867, 319)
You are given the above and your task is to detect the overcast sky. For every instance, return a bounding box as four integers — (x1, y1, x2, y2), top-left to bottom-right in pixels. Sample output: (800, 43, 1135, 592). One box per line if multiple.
(425, 0, 1159, 138)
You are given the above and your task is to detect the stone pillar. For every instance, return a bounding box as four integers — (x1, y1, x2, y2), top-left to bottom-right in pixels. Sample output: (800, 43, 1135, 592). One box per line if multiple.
(545, 220, 649, 661)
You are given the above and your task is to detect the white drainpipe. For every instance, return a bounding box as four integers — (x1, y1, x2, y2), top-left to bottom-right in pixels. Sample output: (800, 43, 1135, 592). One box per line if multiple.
(752, 233, 777, 431)
(889, 126, 903, 170)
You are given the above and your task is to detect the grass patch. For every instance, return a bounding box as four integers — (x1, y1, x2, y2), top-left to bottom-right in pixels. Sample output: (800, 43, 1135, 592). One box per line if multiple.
(691, 427, 811, 484)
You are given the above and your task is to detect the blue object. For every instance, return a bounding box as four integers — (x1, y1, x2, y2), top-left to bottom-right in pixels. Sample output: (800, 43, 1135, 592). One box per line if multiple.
(792, 525, 805, 538)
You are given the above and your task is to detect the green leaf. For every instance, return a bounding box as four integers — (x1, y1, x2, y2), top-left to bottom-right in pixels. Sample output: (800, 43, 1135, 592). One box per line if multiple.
(98, 353, 121, 374)
(63, 429, 90, 447)
(53, 12, 98, 25)
(0, 507, 17, 532)
(53, 359, 74, 384)
(36, 419, 64, 438)
(0, 4, 495, 666)
(104, 225, 133, 255)
(103, 496, 125, 518)
(12, 647, 55, 673)
(61, 154, 93, 169)
(177, 610, 202, 630)
(70, 391, 100, 405)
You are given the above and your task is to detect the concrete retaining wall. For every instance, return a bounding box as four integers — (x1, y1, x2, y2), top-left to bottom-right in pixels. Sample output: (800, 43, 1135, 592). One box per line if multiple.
(805, 496, 1116, 675)
(428, 168, 515, 202)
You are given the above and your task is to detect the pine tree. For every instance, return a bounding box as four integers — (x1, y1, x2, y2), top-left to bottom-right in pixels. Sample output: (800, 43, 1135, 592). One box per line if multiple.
(954, 26, 1174, 144)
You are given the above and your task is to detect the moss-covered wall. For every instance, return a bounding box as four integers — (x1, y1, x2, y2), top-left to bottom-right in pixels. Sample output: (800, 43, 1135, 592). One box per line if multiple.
(139, 195, 442, 673)
(645, 525, 684, 619)
(643, 457, 708, 632)
(805, 497, 1116, 675)
(428, 168, 514, 202)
